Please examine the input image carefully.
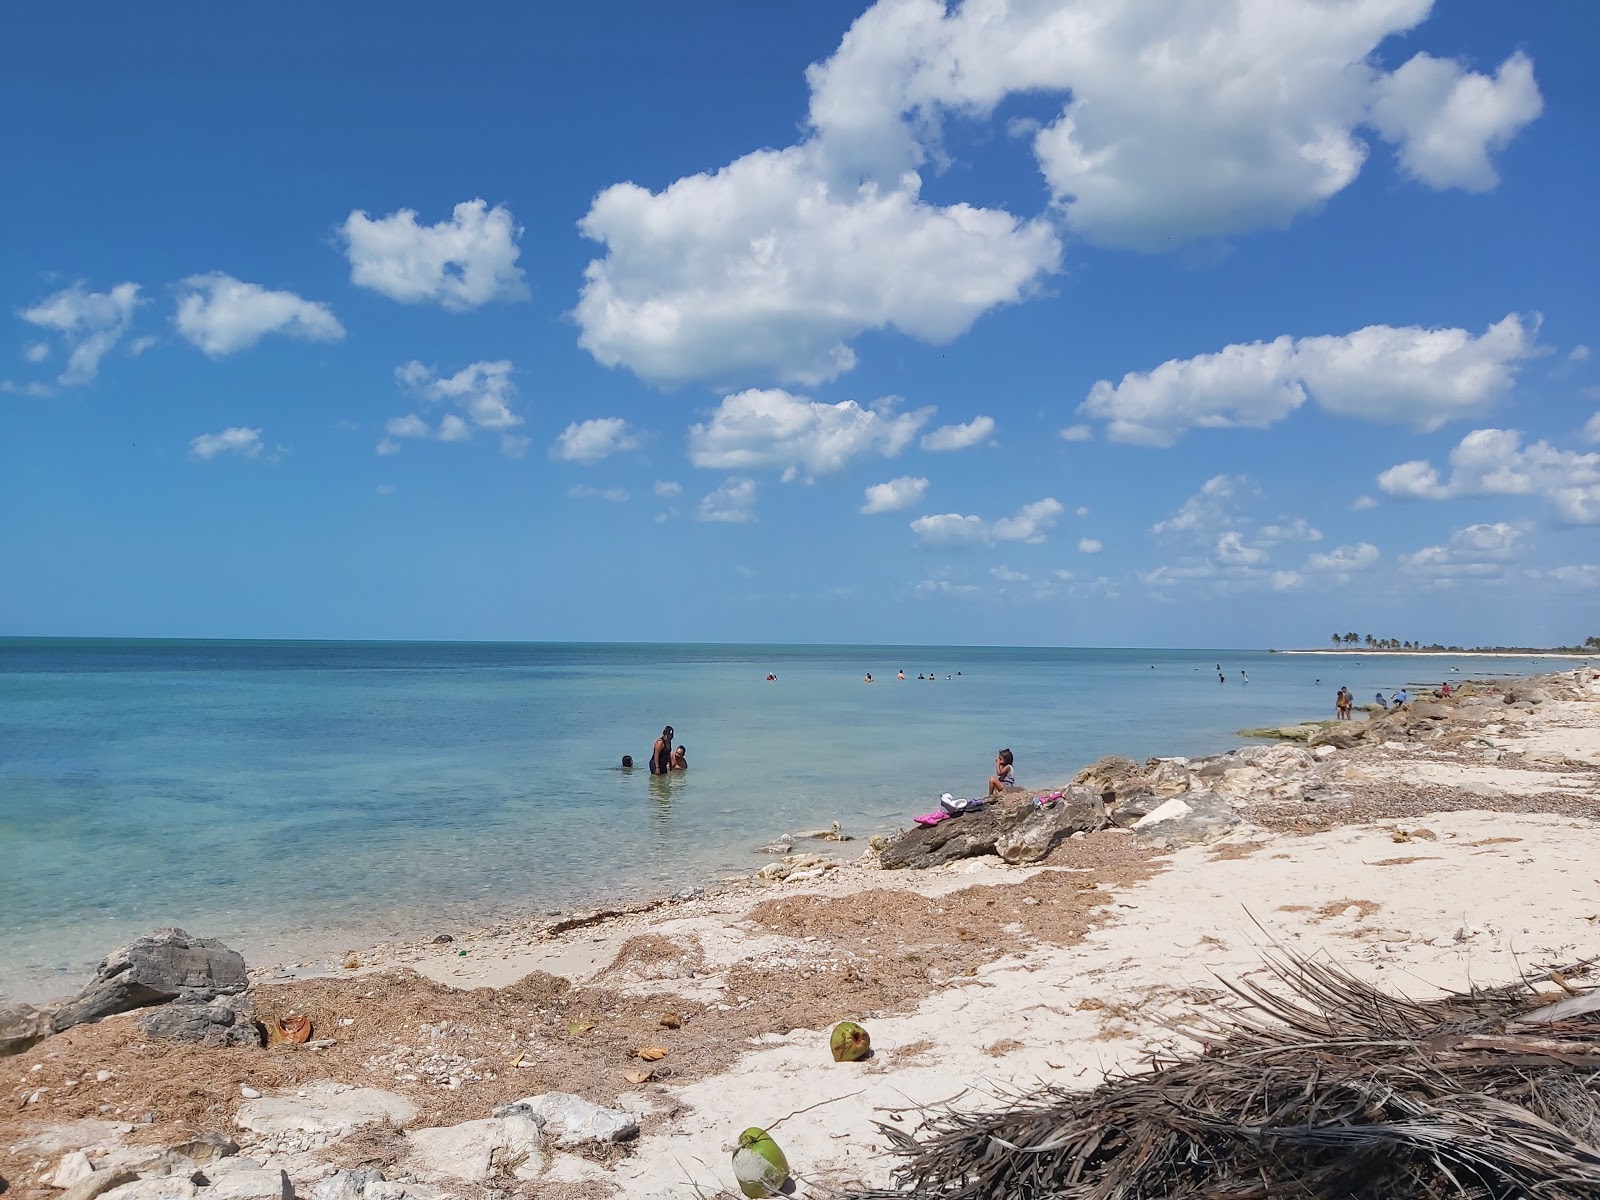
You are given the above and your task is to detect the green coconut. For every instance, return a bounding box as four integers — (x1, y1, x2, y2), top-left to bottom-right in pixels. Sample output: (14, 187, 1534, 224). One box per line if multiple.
(732, 1127, 790, 1198)
(830, 1020, 871, 1062)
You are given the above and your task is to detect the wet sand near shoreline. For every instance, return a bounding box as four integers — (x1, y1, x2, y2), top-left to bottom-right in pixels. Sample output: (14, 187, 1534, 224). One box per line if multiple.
(4, 669, 1598, 1199)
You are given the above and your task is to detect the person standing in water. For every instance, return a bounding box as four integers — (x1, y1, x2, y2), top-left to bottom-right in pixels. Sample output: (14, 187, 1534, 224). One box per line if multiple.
(650, 725, 674, 775)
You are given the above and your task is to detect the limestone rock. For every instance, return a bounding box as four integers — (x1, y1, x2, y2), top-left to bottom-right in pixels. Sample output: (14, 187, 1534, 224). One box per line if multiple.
(1107, 791, 1166, 829)
(500, 1093, 637, 1148)
(10, 1120, 136, 1158)
(58, 1172, 137, 1200)
(878, 809, 1002, 870)
(1407, 700, 1451, 721)
(1307, 724, 1369, 750)
(405, 1115, 544, 1182)
(138, 995, 260, 1048)
(51, 929, 247, 1034)
(46, 1150, 96, 1189)
(194, 1170, 292, 1200)
(165, 1133, 240, 1166)
(1131, 792, 1242, 849)
(308, 1170, 384, 1200)
(993, 791, 1108, 864)
(0, 999, 57, 1058)
(98, 1179, 197, 1200)
(1071, 756, 1146, 804)
(235, 1082, 417, 1146)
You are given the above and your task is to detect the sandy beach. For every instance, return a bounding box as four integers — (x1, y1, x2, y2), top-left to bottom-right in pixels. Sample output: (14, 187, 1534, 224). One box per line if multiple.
(3, 667, 1598, 1199)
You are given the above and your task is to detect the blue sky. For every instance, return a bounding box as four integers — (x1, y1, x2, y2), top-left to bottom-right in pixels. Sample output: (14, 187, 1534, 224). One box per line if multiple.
(2, 0, 1596, 647)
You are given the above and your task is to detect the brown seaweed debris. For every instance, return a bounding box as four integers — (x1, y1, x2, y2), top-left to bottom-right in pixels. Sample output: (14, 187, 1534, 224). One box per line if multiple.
(846, 951, 1600, 1199)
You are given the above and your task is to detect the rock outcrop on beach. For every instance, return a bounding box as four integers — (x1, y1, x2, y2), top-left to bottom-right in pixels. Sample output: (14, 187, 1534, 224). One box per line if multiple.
(51, 928, 248, 1035)
(0, 999, 55, 1058)
(880, 790, 1108, 869)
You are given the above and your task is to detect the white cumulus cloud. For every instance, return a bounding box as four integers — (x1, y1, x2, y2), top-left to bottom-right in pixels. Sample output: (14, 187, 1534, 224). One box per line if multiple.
(1369, 51, 1542, 191)
(190, 426, 264, 461)
(19, 281, 142, 386)
(1305, 542, 1381, 574)
(1584, 412, 1600, 443)
(342, 199, 527, 311)
(1077, 537, 1103, 555)
(689, 388, 929, 475)
(654, 480, 683, 497)
(567, 485, 630, 503)
(577, 149, 1059, 388)
(912, 497, 1063, 546)
(1401, 522, 1523, 579)
(921, 415, 994, 451)
(553, 417, 643, 464)
(698, 477, 759, 523)
(1377, 427, 1600, 524)
(1058, 424, 1093, 442)
(379, 361, 525, 456)
(1081, 315, 1535, 446)
(861, 475, 929, 515)
(174, 273, 343, 357)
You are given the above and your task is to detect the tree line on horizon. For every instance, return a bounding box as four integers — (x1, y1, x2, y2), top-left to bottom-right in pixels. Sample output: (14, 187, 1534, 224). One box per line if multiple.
(1326, 633, 1600, 654)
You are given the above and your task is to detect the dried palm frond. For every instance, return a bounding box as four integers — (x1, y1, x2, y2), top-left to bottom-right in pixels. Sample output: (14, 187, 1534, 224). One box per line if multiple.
(845, 951, 1600, 1199)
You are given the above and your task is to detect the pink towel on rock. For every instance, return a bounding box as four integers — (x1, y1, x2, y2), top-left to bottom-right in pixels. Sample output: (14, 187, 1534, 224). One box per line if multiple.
(914, 811, 952, 826)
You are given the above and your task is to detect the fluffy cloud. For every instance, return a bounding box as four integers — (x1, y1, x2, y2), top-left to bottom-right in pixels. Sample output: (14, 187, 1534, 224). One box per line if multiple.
(1369, 52, 1542, 191)
(341, 200, 527, 311)
(1077, 537, 1103, 554)
(1058, 424, 1093, 442)
(567, 485, 630, 503)
(1584, 412, 1600, 443)
(189, 426, 263, 461)
(809, 0, 1538, 250)
(22, 342, 48, 363)
(1081, 315, 1534, 445)
(1152, 475, 1255, 538)
(698, 477, 759, 523)
(573, 3, 1537, 388)
(553, 417, 643, 464)
(19, 281, 142, 386)
(1305, 542, 1381, 573)
(911, 497, 1063, 546)
(689, 388, 929, 475)
(380, 360, 525, 456)
(1401, 522, 1522, 579)
(1377, 427, 1600, 524)
(174, 273, 343, 357)
(991, 565, 1030, 582)
(654, 480, 683, 497)
(921, 416, 994, 451)
(577, 150, 1059, 387)
(861, 475, 929, 514)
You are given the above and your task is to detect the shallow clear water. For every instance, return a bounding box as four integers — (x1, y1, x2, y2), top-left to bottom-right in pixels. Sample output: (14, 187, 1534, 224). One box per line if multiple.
(0, 639, 1557, 1001)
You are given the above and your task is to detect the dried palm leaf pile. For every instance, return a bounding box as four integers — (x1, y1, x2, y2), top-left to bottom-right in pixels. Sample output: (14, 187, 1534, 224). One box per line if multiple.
(849, 952, 1600, 1199)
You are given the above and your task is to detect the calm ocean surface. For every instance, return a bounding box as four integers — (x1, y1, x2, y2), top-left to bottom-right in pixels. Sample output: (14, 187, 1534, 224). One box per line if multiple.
(0, 639, 1558, 1002)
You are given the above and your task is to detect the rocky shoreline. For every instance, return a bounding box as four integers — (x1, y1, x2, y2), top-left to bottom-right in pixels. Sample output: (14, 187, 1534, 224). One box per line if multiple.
(3, 667, 1597, 1199)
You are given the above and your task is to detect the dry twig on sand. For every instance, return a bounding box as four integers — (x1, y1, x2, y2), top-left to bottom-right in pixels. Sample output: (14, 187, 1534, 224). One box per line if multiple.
(847, 950, 1600, 1199)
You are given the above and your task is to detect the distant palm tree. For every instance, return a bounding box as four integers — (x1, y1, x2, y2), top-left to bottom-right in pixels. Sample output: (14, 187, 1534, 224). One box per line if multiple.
(1363, 634, 1375, 648)
(1331, 633, 1342, 647)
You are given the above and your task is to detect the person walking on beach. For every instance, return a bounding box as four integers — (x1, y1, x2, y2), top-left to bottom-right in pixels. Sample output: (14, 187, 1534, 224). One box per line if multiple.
(1336, 687, 1352, 720)
(650, 725, 674, 775)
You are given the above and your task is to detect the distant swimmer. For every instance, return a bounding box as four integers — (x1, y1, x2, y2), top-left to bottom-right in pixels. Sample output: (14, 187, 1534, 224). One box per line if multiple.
(1218, 672, 1226, 684)
(917, 673, 925, 680)
(897, 670, 905, 680)
(620, 755, 634, 771)
(1241, 670, 1248, 683)
(864, 673, 874, 683)
(650, 725, 674, 775)
(765, 673, 777, 681)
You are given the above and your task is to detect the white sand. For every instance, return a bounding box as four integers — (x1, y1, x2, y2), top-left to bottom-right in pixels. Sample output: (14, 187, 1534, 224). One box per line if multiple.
(608, 809, 1600, 1197)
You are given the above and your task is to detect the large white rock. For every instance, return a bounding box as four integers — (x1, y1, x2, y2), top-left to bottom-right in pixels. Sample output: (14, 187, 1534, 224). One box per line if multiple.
(235, 1083, 417, 1144)
(46, 1149, 97, 1189)
(405, 1115, 544, 1182)
(196, 1169, 293, 1200)
(505, 1093, 637, 1148)
(309, 1171, 458, 1200)
(99, 1179, 198, 1200)
(10, 1120, 135, 1157)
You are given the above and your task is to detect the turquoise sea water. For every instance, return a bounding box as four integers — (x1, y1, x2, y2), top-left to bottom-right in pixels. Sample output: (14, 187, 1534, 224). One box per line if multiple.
(0, 639, 1561, 1002)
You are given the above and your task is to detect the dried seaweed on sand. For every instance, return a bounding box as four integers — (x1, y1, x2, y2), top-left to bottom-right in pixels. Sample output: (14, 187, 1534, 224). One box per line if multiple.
(847, 950, 1600, 1199)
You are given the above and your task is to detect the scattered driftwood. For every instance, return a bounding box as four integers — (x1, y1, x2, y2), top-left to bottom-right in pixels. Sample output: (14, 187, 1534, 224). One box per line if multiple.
(847, 951, 1600, 1199)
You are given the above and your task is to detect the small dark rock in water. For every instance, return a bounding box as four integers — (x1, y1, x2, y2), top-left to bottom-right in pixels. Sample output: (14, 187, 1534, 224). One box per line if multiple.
(431, 934, 454, 944)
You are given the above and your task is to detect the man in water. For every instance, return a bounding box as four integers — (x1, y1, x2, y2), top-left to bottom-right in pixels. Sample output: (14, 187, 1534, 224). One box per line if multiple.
(620, 755, 634, 770)
(670, 745, 687, 771)
(650, 726, 674, 774)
